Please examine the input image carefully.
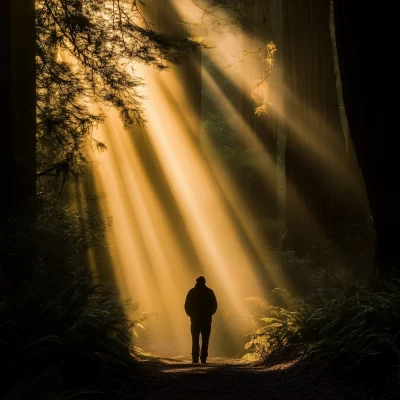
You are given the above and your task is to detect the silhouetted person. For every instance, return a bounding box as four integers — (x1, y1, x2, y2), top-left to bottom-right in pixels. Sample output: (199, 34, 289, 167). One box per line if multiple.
(184, 276, 218, 364)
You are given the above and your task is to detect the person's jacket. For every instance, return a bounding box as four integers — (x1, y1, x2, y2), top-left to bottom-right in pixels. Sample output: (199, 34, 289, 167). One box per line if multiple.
(184, 283, 218, 322)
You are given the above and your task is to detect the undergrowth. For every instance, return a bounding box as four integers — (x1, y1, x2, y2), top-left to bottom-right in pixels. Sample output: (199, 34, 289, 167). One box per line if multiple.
(245, 225, 400, 386)
(0, 266, 142, 400)
(245, 288, 400, 384)
(1, 188, 145, 399)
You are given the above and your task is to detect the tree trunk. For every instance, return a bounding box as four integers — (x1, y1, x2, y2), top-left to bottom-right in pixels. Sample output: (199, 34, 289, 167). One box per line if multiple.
(237, 0, 279, 240)
(1, 0, 36, 297)
(282, 0, 361, 254)
(0, 0, 12, 296)
(333, 1, 399, 278)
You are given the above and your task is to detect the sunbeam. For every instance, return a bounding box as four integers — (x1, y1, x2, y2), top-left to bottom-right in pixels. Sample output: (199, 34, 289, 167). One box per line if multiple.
(67, 0, 369, 358)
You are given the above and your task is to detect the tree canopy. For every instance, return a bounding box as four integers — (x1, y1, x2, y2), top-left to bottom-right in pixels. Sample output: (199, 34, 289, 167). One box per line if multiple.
(36, 0, 194, 172)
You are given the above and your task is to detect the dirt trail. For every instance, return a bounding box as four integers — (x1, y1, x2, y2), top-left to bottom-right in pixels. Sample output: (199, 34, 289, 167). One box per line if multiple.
(134, 354, 375, 400)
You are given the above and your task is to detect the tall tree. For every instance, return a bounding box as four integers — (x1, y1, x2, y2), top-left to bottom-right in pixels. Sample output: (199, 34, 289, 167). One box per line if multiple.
(0, 0, 12, 296)
(240, 0, 279, 225)
(0, 0, 12, 219)
(282, 0, 365, 253)
(1, 0, 36, 296)
(332, 1, 399, 278)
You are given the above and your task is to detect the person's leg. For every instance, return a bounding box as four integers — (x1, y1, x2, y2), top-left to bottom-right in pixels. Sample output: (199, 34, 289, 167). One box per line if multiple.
(200, 322, 212, 363)
(191, 321, 200, 363)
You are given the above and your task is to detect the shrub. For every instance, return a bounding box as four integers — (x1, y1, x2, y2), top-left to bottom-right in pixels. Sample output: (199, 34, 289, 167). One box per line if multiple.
(244, 288, 400, 384)
(0, 266, 141, 399)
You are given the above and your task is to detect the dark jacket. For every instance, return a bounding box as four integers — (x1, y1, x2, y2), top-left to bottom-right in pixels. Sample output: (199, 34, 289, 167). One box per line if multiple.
(184, 283, 218, 322)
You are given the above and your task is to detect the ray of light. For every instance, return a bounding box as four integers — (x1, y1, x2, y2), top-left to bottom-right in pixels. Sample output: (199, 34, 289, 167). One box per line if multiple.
(175, 0, 364, 204)
(65, 0, 367, 359)
(194, 9, 364, 202)
(141, 67, 268, 312)
(173, 1, 369, 277)
(52, 3, 288, 357)
(88, 57, 282, 356)
(201, 66, 323, 243)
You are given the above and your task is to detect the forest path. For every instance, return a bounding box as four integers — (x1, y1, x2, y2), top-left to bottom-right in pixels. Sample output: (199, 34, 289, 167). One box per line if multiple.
(134, 353, 365, 400)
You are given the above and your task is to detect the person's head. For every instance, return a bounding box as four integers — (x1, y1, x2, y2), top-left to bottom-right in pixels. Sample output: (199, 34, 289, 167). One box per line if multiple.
(196, 275, 206, 286)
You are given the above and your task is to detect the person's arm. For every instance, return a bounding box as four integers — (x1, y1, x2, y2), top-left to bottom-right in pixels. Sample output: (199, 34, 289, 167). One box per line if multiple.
(184, 290, 193, 317)
(210, 290, 217, 315)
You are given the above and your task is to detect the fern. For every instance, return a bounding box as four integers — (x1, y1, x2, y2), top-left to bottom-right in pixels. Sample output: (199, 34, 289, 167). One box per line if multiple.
(244, 289, 400, 384)
(0, 266, 145, 399)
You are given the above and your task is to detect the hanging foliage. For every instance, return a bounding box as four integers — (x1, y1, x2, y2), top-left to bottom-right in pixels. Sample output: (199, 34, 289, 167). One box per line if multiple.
(36, 0, 195, 173)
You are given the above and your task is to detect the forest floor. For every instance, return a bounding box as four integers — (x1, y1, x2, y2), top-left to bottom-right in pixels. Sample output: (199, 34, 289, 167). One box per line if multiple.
(133, 349, 396, 400)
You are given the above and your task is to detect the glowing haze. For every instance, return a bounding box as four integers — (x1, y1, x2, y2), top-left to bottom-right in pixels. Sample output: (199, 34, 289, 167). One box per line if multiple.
(83, 0, 287, 357)
(79, 0, 366, 357)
